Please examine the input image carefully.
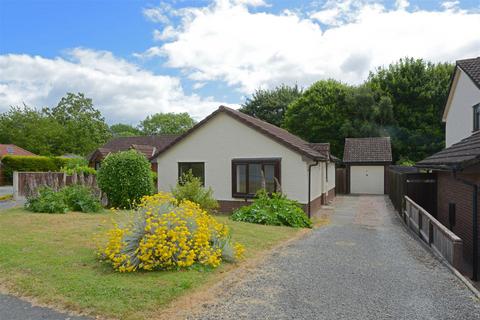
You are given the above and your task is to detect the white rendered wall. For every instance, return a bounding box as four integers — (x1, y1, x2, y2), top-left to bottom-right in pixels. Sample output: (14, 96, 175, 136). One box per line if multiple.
(445, 69, 480, 147)
(156, 113, 318, 203)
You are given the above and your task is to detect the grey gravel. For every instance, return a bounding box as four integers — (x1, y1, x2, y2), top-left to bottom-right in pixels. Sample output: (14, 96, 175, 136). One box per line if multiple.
(0, 293, 89, 320)
(193, 195, 480, 320)
(0, 185, 13, 196)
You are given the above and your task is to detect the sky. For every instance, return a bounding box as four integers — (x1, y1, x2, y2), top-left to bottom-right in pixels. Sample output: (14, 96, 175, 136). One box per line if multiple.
(0, 0, 479, 125)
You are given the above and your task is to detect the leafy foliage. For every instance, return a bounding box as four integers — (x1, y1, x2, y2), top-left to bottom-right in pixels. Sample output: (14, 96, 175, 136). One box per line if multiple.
(99, 193, 245, 272)
(0, 93, 111, 156)
(367, 58, 453, 161)
(110, 123, 142, 137)
(240, 84, 302, 127)
(0, 155, 71, 183)
(26, 185, 102, 214)
(60, 158, 96, 175)
(96, 150, 153, 208)
(171, 171, 219, 213)
(139, 112, 196, 135)
(26, 187, 69, 214)
(231, 190, 312, 228)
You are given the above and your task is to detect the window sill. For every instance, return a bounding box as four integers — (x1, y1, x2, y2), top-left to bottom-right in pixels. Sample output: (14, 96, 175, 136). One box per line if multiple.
(232, 193, 256, 199)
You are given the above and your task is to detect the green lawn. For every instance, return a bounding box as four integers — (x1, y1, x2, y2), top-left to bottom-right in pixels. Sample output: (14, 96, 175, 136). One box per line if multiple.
(0, 208, 303, 319)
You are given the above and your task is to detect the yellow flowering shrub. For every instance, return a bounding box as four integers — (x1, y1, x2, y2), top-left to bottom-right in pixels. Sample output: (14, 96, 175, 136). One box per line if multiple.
(99, 192, 245, 272)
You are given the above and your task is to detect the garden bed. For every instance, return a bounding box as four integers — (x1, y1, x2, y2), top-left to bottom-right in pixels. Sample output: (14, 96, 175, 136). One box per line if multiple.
(0, 208, 302, 320)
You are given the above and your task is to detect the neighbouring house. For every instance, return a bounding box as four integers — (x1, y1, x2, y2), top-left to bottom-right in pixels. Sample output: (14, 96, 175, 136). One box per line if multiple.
(88, 135, 179, 171)
(152, 106, 337, 215)
(416, 57, 480, 281)
(0, 144, 37, 185)
(343, 137, 392, 195)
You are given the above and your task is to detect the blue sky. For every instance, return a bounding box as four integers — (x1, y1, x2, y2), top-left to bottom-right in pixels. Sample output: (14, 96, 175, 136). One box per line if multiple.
(1, 0, 479, 124)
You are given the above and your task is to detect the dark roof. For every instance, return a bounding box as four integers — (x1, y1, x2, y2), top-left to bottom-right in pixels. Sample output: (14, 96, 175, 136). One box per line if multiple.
(457, 57, 480, 90)
(343, 137, 392, 163)
(309, 143, 340, 162)
(416, 131, 480, 170)
(0, 144, 36, 157)
(152, 106, 328, 161)
(89, 135, 178, 162)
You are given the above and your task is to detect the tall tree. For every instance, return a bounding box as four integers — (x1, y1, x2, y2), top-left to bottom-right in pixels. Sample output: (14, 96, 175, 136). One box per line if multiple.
(43, 92, 111, 155)
(110, 123, 142, 137)
(240, 84, 302, 127)
(367, 58, 454, 162)
(0, 105, 64, 155)
(139, 112, 196, 135)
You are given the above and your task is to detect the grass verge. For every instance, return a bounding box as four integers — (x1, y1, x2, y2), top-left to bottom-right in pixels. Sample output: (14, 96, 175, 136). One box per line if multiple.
(0, 208, 302, 319)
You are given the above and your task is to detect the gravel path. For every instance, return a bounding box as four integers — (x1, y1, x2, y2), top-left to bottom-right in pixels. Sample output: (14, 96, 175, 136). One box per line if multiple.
(193, 195, 480, 320)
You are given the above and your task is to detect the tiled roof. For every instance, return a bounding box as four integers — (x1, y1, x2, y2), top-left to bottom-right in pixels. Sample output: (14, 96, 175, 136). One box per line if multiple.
(343, 137, 392, 163)
(89, 135, 178, 162)
(309, 143, 339, 162)
(416, 131, 480, 170)
(153, 106, 328, 161)
(457, 57, 480, 89)
(131, 144, 156, 158)
(0, 144, 36, 157)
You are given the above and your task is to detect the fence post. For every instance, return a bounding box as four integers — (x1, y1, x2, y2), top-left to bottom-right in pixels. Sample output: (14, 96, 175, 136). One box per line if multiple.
(428, 221, 434, 245)
(13, 171, 19, 200)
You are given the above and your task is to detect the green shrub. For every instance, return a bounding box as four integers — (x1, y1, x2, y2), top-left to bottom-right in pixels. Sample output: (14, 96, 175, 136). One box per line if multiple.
(0, 155, 72, 183)
(171, 171, 219, 213)
(26, 187, 69, 214)
(62, 185, 102, 213)
(26, 185, 102, 213)
(97, 150, 153, 208)
(231, 190, 312, 228)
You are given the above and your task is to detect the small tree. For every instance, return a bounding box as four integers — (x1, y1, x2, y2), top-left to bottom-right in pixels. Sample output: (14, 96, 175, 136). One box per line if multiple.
(97, 150, 153, 208)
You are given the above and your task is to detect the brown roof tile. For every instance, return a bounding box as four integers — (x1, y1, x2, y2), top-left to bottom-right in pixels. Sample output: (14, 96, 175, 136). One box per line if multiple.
(416, 131, 480, 170)
(343, 137, 392, 163)
(457, 57, 480, 90)
(0, 144, 36, 157)
(153, 106, 328, 161)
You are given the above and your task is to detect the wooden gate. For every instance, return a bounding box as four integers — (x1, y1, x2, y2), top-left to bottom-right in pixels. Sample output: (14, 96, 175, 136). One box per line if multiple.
(335, 168, 347, 194)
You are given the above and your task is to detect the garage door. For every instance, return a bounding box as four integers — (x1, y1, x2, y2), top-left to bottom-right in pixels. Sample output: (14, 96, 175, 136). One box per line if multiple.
(350, 165, 384, 194)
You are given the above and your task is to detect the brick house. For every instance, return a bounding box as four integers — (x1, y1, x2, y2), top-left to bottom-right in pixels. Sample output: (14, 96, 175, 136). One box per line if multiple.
(0, 144, 37, 185)
(88, 135, 179, 172)
(416, 57, 480, 281)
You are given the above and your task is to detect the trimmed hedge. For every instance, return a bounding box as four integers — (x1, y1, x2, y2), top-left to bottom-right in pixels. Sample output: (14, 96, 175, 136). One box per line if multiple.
(0, 155, 73, 183)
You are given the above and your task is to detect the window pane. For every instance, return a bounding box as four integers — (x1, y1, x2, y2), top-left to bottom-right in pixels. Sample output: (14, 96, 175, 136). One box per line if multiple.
(264, 164, 275, 192)
(179, 163, 204, 184)
(190, 163, 204, 180)
(248, 164, 262, 194)
(236, 164, 247, 193)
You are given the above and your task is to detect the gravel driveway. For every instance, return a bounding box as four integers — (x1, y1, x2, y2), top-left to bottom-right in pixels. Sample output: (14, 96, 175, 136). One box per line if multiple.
(193, 195, 480, 320)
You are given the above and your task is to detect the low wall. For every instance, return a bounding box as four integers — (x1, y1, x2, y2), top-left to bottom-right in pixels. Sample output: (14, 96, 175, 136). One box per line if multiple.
(13, 171, 100, 200)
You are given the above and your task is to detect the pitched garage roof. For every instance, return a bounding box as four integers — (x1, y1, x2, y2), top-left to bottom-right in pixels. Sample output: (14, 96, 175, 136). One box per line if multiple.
(416, 131, 480, 170)
(152, 106, 329, 161)
(343, 137, 392, 163)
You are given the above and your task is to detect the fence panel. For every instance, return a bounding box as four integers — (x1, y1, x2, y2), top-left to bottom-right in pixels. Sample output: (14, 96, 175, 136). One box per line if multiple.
(404, 196, 463, 272)
(335, 168, 347, 194)
(13, 171, 101, 200)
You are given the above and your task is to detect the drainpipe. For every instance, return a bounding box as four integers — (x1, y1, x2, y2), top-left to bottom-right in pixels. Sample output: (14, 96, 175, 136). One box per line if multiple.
(308, 161, 320, 219)
(453, 170, 478, 281)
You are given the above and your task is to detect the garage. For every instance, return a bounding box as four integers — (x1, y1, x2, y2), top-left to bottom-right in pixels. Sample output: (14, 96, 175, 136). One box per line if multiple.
(343, 137, 392, 195)
(349, 165, 385, 194)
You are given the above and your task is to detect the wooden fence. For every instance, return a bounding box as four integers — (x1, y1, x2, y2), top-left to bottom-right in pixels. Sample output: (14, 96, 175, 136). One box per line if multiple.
(387, 167, 437, 217)
(13, 171, 101, 201)
(404, 196, 463, 271)
(335, 168, 347, 194)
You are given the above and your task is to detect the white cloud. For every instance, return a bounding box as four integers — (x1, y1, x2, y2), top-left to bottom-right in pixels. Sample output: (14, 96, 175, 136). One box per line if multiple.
(140, 0, 480, 93)
(143, 5, 171, 24)
(0, 49, 232, 124)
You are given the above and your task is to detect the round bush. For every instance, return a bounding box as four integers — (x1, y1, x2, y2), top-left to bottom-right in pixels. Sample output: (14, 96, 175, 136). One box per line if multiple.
(97, 150, 153, 208)
(99, 192, 245, 272)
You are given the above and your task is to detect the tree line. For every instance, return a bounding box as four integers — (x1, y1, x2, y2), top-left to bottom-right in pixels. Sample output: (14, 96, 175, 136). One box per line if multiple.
(0, 93, 197, 156)
(0, 57, 453, 162)
(241, 58, 453, 163)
